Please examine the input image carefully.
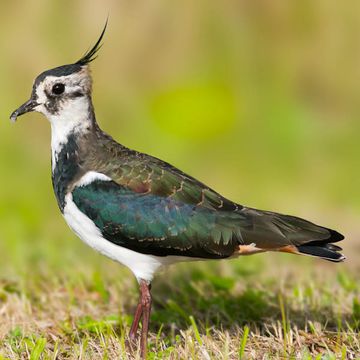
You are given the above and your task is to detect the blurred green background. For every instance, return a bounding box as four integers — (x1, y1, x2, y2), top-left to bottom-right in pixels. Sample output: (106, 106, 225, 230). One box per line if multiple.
(0, 0, 358, 276)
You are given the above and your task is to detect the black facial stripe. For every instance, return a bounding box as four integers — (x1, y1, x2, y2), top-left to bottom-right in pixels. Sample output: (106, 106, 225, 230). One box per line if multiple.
(44, 88, 54, 99)
(44, 97, 59, 114)
(70, 91, 84, 98)
(43, 88, 60, 114)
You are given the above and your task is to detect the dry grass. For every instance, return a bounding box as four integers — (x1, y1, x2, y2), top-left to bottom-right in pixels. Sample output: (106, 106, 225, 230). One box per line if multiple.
(0, 256, 359, 359)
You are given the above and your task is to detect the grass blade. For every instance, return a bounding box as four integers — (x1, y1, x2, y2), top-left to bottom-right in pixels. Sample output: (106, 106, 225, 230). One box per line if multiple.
(189, 315, 202, 346)
(30, 337, 46, 360)
(239, 325, 249, 359)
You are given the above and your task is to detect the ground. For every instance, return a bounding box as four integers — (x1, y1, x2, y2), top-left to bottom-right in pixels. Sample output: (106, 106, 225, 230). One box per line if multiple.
(0, 251, 358, 359)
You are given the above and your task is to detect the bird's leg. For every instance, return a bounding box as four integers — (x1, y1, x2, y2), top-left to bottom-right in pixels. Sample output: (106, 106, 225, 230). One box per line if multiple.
(129, 300, 143, 341)
(127, 280, 152, 358)
(139, 280, 152, 359)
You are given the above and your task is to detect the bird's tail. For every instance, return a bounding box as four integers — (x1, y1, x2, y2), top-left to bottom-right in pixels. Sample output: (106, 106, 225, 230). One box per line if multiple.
(277, 229, 346, 262)
(238, 209, 346, 262)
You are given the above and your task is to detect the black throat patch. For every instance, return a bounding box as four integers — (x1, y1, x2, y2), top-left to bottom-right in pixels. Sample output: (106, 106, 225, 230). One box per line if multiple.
(52, 133, 81, 212)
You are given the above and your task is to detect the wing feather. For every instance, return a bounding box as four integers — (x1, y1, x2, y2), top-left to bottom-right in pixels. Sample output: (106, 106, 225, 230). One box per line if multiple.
(71, 179, 244, 258)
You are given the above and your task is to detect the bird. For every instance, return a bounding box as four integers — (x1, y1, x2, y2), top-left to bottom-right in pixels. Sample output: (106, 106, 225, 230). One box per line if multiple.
(10, 23, 345, 358)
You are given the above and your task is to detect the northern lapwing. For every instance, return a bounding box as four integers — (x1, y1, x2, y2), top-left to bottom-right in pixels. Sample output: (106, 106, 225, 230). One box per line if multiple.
(10, 24, 345, 358)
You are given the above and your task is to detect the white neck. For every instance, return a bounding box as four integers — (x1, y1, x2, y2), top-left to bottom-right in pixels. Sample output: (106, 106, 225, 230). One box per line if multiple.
(48, 97, 92, 171)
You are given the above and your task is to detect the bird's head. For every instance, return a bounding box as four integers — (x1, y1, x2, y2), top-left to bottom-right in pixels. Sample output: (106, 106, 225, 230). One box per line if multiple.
(10, 22, 107, 124)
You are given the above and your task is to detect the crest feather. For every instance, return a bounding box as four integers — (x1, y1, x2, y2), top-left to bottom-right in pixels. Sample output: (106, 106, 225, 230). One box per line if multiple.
(76, 19, 108, 66)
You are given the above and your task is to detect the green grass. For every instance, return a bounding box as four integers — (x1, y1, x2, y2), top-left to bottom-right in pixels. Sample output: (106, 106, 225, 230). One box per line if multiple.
(0, 256, 358, 359)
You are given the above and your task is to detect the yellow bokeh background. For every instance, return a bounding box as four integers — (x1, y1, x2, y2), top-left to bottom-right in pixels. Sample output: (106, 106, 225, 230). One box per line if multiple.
(0, 0, 358, 274)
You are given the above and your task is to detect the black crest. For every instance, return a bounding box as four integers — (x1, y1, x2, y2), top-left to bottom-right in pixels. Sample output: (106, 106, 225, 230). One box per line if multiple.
(76, 19, 108, 66)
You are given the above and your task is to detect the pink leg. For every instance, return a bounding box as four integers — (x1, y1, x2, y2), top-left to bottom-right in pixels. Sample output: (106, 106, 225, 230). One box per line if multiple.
(129, 301, 143, 341)
(127, 280, 152, 359)
(139, 281, 152, 359)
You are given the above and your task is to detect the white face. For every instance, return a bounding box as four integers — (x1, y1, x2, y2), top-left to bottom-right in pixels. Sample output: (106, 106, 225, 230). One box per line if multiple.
(33, 67, 92, 121)
(9, 64, 95, 169)
(10, 65, 93, 124)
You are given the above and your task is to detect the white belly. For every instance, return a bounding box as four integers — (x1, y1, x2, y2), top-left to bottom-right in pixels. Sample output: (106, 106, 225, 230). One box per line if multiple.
(63, 192, 171, 282)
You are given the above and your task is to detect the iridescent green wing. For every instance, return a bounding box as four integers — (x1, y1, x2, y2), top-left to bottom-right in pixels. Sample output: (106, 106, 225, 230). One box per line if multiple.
(72, 154, 245, 258)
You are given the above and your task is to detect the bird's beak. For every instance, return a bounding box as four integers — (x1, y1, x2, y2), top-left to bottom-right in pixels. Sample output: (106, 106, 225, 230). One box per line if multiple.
(10, 98, 39, 123)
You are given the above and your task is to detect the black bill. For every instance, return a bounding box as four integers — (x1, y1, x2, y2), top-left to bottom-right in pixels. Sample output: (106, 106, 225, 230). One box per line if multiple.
(10, 99, 39, 123)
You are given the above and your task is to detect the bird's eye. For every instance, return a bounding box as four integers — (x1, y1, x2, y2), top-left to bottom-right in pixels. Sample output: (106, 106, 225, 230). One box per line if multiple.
(52, 83, 65, 95)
